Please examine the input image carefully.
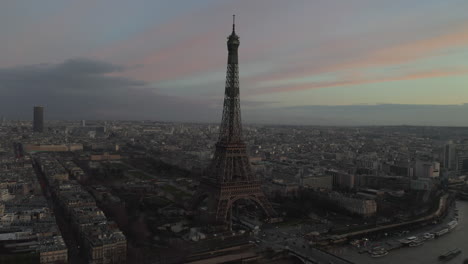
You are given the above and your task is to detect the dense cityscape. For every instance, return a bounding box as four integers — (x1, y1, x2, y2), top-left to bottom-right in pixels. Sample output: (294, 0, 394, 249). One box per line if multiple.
(2, 1, 468, 264)
(1, 110, 468, 263)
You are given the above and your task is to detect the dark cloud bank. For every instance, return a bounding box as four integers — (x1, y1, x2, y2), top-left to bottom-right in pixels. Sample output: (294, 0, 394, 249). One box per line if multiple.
(0, 58, 467, 126)
(0, 58, 218, 122)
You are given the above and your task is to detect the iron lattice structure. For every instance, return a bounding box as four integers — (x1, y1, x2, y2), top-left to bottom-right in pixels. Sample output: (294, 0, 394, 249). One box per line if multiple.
(193, 17, 277, 228)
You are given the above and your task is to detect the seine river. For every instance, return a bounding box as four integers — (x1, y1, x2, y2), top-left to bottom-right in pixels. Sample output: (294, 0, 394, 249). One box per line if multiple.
(329, 201, 468, 264)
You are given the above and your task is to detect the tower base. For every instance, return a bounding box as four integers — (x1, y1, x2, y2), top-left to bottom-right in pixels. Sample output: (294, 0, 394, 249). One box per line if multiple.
(192, 179, 277, 229)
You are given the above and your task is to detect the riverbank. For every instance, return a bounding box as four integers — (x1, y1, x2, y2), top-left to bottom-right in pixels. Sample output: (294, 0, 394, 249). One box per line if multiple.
(329, 200, 468, 264)
(314, 194, 451, 247)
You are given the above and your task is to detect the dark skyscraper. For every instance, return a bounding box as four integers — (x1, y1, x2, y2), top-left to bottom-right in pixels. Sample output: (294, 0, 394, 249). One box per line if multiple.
(444, 142, 456, 170)
(192, 17, 277, 229)
(33, 106, 44, 133)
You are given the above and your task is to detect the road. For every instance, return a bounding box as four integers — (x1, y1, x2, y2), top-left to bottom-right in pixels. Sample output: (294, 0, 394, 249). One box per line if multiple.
(33, 160, 87, 264)
(256, 227, 353, 264)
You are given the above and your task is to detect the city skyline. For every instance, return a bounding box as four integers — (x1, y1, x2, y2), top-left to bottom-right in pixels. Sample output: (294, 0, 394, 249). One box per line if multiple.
(2, 3, 468, 263)
(2, 0, 468, 125)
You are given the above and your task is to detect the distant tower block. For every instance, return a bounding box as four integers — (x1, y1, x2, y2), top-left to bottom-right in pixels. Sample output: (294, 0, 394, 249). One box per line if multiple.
(192, 16, 277, 229)
(81, 120, 86, 127)
(33, 106, 44, 133)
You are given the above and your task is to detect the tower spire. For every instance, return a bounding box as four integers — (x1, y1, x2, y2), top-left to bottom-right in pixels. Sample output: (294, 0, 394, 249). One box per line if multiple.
(232, 14, 235, 33)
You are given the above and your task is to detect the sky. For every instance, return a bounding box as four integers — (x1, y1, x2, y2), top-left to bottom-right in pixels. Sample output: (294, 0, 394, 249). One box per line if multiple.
(1, 0, 468, 125)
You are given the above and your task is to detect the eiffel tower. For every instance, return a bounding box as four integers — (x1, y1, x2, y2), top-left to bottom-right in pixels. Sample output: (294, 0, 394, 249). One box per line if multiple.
(192, 16, 277, 229)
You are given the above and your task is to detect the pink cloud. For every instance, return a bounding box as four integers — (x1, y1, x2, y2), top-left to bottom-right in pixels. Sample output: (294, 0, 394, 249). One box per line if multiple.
(332, 24, 468, 70)
(251, 68, 468, 95)
(249, 23, 468, 85)
(93, 0, 303, 82)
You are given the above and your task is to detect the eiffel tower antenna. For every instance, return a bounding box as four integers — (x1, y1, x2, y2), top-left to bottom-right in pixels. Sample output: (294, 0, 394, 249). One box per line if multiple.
(232, 14, 235, 32)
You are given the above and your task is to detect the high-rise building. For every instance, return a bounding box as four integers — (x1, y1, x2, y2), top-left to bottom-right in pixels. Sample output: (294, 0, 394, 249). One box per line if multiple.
(81, 120, 86, 127)
(192, 17, 277, 229)
(456, 153, 468, 175)
(444, 142, 456, 170)
(33, 106, 44, 133)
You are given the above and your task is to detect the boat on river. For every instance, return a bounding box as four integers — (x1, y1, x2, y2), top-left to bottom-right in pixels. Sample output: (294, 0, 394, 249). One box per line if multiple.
(423, 233, 435, 240)
(400, 236, 418, 245)
(409, 238, 424, 247)
(370, 247, 388, 258)
(438, 248, 461, 261)
(447, 220, 458, 231)
(435, 228, 449, 237)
